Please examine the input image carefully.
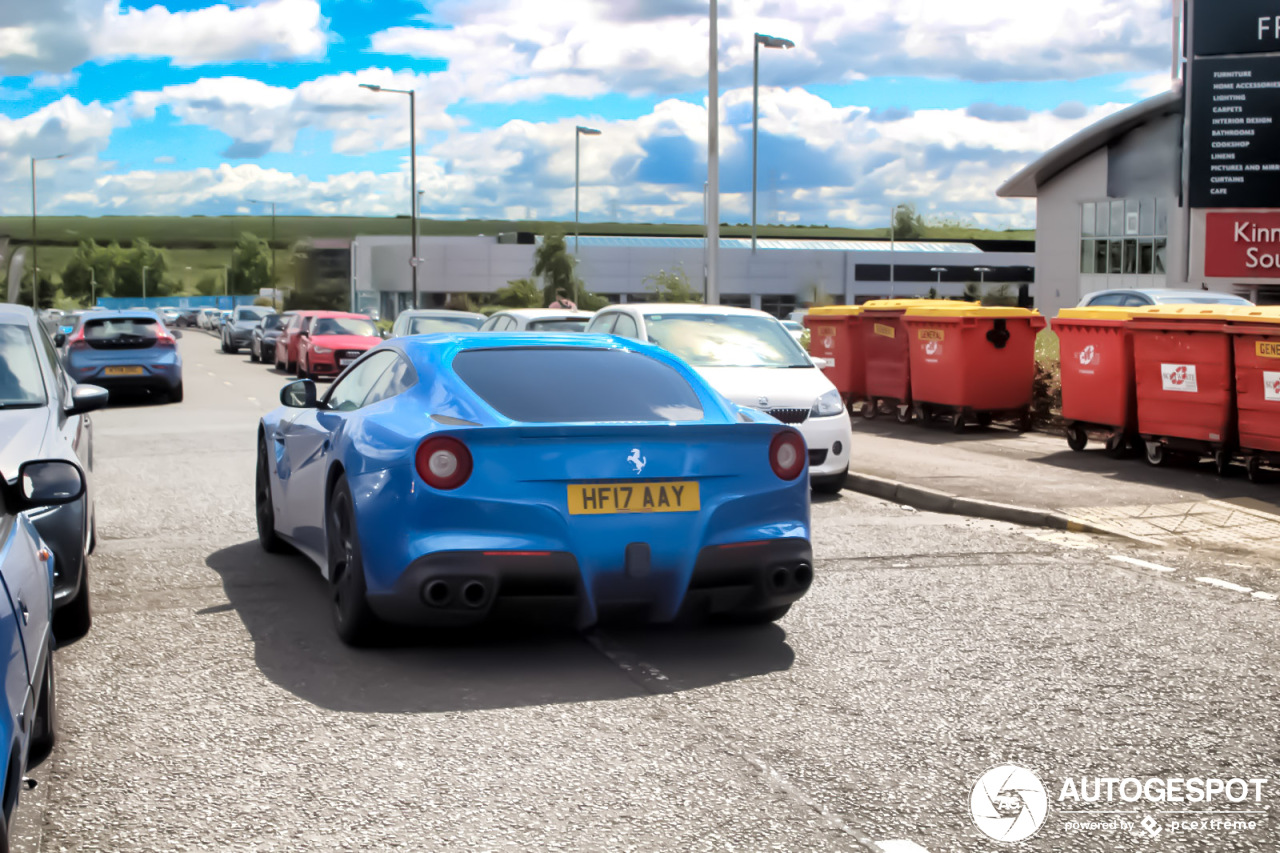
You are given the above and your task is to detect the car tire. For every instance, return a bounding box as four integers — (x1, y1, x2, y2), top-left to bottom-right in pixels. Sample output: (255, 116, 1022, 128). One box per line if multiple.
(52, 566, 92, 645)
(811, 470, 846, 495)
(28, 654, 56, 767)
(169, 382, 184, 404)
(255, 439, 290, 554)
(220, 337, 231, 353)
(327, 476, 381, 646)
(725, 604, 791, 624)
(249, 341, 259, 363)
(226, 341, 239, 354)
(296, 360, 307, 381)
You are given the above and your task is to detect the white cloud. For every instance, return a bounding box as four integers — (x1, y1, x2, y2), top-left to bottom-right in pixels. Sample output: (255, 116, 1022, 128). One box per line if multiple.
(371, 0, 1174, 103)
(128, 69, 459, 158)
(0, 0, 330, 75)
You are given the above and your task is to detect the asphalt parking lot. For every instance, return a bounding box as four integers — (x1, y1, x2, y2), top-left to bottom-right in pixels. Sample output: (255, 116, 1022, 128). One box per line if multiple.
(16, 333, 1280, 852)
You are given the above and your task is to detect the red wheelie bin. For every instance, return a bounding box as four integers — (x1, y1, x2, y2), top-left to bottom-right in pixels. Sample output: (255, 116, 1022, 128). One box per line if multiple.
(1052, 307, 1141, 456)
(901, 304, 1046, 432)
(804, 306, 865, 412)
(1128, 305, 1243, 474)
(859, 299, 952, 423)
(1226, 306, 1280, 483)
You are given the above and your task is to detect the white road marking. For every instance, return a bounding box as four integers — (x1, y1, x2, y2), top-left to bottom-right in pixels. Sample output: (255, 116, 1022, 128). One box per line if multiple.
(223, 381, 231, 386)
(1109, 554, 1176, 573)
(207, 371, 216, 377)
(1252, 591, 1278, 601)
(1196, 577, 1253, 594)
(247, 397, 258, 405)
(875, 842, 930, 853)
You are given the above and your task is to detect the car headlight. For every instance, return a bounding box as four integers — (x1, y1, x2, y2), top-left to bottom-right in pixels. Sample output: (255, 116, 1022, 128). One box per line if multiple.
(312, 346, 332, 355)
(811, 389, 844, 417)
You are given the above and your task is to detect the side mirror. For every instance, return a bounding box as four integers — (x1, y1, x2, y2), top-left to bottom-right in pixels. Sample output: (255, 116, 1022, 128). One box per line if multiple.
(54, 332, 66, 347)
(66, 384, 109, 416)
(14, 459, 86, 509)
(280, 379, 318, 408)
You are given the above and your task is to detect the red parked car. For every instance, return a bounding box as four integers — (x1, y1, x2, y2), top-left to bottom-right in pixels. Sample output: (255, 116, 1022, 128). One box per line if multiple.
(295, 312, 382, 380)
(274, 311, 316, 373)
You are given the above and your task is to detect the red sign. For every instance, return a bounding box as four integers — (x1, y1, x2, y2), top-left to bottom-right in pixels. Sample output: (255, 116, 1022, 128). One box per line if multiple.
(1206, 211, 1280, 278)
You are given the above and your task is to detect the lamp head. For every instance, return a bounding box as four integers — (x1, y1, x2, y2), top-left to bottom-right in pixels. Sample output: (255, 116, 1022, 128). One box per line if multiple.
(755, 33, 795, 49)
(576, 126, 602, 136)
(359, 83, 382, 92)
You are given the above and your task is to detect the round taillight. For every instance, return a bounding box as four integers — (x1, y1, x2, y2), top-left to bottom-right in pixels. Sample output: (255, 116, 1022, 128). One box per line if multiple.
(415, 436, 472, 490)
(769, 431, 805, 480)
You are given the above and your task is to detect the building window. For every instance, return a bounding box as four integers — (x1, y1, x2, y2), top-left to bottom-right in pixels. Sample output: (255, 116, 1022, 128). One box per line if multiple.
(1081, 198, 1170, 279)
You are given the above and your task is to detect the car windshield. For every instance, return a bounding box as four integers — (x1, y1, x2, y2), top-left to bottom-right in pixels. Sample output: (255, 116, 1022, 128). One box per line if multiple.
(454, 347, 704, 423)
(262, 314, 285, 331)
(527, 318, 589, 332)
(84, 317, 160, 340)
(237, 308, 271, 322)
(312, 317, 377, 337)
(1153, 295, 1252, 305)
(644, 313, 812, 368)
(409, 315, 485, 334)
(0, 325, 47, 407)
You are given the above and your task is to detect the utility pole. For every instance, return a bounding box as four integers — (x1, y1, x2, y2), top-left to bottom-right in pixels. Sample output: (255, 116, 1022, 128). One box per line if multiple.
(706, 0, 720, 304)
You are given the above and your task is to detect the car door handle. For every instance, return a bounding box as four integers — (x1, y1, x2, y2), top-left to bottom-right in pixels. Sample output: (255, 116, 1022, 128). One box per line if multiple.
(17, 599, 28, 626)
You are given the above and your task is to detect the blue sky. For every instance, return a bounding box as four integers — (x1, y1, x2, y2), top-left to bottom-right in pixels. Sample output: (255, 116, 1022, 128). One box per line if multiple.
(0, 0, 1176, 228)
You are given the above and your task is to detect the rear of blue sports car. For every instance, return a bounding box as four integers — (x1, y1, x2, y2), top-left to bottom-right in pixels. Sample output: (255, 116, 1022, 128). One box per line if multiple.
(354, 338, 813, 628)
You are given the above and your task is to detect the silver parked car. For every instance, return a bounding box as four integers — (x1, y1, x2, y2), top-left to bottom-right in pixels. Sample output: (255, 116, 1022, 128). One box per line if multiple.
(389, 309, 486, 337)
(1077, 288, 1253, 307)
(222, 306, 275, 354)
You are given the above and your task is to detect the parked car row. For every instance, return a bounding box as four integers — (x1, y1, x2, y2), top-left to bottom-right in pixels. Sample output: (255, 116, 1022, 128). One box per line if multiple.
(0, 304, 112, 841)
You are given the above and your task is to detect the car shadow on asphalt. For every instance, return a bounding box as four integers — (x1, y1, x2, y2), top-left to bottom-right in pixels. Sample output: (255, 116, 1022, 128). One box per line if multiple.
(205, 540, 796, 714)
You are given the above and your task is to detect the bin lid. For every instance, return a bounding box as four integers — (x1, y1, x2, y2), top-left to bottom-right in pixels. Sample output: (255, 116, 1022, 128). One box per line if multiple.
(861, 298, 956, 312)
(807, 305, 864, 316)
(1055, 307, 1145, 321)
(1223, 306, 1280, 325)
(902, 304, 1042, 318)
(1129, 304, 1254, 321)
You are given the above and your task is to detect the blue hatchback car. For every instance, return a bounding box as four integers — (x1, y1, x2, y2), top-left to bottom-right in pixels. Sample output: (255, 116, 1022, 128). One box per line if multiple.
(256, 334, 813, 645)
(60, 310, 183, 403)
(0, 459, 76, 844)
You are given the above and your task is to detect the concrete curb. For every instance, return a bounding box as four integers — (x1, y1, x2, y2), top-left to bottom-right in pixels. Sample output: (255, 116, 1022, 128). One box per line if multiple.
(844, 471, 1156, 544)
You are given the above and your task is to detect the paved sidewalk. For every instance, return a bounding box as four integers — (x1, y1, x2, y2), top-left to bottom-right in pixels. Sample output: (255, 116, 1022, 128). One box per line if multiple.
(846, 418, 1280, 557)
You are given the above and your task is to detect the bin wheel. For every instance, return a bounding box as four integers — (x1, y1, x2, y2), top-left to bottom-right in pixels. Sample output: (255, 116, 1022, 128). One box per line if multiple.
(1246, 455, 1265, 484)
(1066, 425, 1088, 452)
(878, 401, 895, 416)
(1016, 411, 1033, 433)
(1105, 433, 1130, 459)
(912, 403, 928, 424)
(861, 400, 878, 420)
(1213, 449, 1233, 478)
(976, 413, 993, 429)
(895, 405, 912, 425)
(951, 412, 966, 434)
(1145, 442, 1166, 467)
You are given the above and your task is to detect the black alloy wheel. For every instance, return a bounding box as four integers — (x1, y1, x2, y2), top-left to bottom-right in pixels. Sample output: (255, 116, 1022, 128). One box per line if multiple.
(327, 477, 380, 646)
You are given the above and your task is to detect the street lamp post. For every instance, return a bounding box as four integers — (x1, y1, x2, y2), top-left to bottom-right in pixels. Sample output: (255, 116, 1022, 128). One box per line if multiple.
(142, 265, 148, 300)
(974, 266, 993, 284)
(574, 126, 602, 254)
(30, 153, 68, 308)
(706, 0, 719, 304)
(89, 267, 96, 307)
(359, 83, 419, 309)
(248, 199, 278, 283)
(752, 33, 795, 253)
(888, 202, 910, 296)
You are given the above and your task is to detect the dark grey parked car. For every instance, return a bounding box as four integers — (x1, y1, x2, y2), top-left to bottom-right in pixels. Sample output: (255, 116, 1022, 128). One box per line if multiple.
(222, 306, 275, 354)
(0, 304, 108, 642)
(249, 311, 293, 364)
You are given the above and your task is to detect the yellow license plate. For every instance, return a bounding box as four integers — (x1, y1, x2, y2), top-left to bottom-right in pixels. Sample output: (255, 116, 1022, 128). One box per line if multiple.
(103, 366, 144, 376)
(567, 481, 700, 515)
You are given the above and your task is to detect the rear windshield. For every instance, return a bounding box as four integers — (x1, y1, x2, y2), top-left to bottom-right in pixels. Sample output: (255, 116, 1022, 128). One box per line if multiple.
(453, 347, 705, 423)
(0, 325, 46, 407)
(312, 317, 377, 337)
(527, 318, 589, 332)
(409, 315, 484, 334)
(84, 317, 159, 340)
(237, 308, 271, 322)
(1152, 295, 1252, 305)
(262, 314, 285, 330)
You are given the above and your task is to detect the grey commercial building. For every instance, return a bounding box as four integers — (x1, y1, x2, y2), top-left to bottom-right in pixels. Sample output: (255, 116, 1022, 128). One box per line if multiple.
(1000, 2, 1280, 316)
(348, 233, 1035, 320)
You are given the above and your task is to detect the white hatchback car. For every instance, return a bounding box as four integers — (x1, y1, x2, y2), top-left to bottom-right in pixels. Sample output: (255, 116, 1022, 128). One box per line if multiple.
(585, 303, 853, 493)
(480, 308, 595, 332)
